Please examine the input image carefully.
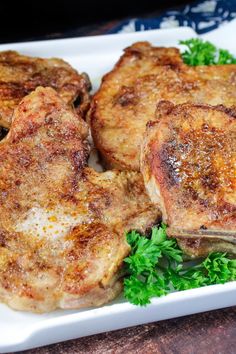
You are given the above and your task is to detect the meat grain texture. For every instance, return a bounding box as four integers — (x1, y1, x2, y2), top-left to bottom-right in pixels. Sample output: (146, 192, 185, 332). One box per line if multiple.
(0, 51, 91, 129)
(141, 101, 236, 256)
(0, 87, 159, 312)
(90, 41, 236, 171)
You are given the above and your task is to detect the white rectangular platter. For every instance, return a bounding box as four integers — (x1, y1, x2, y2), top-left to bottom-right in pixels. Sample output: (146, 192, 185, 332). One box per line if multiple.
(0, 26, 236, 353)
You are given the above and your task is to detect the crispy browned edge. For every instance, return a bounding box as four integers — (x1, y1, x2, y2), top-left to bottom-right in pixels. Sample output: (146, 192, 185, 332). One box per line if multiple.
(141, 101, 236, 257)
(88, 42, 182, 171)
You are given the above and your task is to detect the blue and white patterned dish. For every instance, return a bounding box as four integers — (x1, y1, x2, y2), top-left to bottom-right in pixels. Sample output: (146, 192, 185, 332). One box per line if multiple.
(109, 0, 236, 34)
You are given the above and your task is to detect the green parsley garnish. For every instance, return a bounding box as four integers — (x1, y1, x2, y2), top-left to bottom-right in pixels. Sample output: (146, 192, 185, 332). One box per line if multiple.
(180, 38, 236, 66)
(124, 224, 236, 306)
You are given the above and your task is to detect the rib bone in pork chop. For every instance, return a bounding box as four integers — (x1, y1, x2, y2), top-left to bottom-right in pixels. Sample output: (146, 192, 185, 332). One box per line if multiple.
(0, 51, 91, 129)
(141, 101, 236, 257)
(0, 87, 159, 312)
(90, 42, 236, 171)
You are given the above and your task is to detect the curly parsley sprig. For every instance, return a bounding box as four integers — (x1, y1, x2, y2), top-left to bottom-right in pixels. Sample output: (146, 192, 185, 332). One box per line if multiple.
(124, 224, 236, 306)
(180, 38, 236, 66)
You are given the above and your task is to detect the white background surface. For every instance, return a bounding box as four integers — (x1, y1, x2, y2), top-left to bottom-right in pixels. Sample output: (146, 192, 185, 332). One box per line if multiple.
(0, 25, 236, 353)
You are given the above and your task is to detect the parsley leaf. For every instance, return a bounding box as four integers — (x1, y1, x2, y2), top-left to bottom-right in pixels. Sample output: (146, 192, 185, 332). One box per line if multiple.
(124, 225, 236, 306)
(180, 38, 236, 66)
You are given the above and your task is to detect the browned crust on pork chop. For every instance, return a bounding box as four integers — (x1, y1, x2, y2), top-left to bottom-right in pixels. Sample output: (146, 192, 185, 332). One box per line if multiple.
(0, 51, 91, 129)
(89, 41, 236, 171)
(141, 101, 236, 256)
(0, 87, 159, 312)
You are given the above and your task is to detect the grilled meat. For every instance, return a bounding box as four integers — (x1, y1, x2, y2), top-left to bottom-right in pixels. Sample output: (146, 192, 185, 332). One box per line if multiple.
(0, 87, 159, 312)
(90, 41, 236, 171)
(141, 101, 236, 257)
(0, 51, 91, 129)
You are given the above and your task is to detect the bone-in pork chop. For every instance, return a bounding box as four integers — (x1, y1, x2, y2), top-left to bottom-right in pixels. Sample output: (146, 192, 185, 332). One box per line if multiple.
(0, 51, 91, 129)
(0, 87, 159, 312)
(141, 101, 236, 257)
(89, 42, 236, 171)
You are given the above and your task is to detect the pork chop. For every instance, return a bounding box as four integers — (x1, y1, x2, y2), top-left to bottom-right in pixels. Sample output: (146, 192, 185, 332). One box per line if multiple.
(0, 87, 159, 312)
(141, 101, 236, 257)
(0, 51, 91, 129)
(89, 41, 236, 171)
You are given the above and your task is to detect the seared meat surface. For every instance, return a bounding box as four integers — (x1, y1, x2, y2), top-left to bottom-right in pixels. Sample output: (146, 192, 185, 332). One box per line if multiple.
(141, 101, 236, 256)
(90, 42, 236, 171)
(0, 87, 159, 312)
(0, 51, 91, 129)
